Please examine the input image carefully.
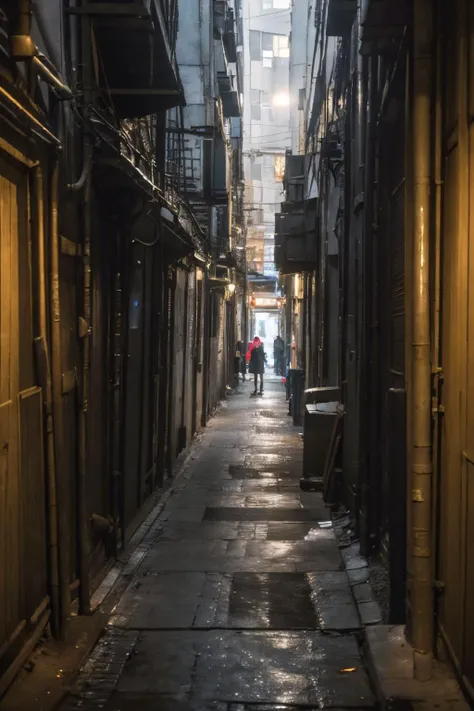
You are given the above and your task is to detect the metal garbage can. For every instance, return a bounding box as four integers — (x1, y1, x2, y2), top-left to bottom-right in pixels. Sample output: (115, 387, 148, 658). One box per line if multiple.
(288, 368, 305, 426)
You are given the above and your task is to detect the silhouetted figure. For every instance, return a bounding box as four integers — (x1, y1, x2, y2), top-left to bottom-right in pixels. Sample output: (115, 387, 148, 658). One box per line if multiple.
(249, 337, 266, 395)
(235, 341, 246, 383)
(273, 335, 284, 375)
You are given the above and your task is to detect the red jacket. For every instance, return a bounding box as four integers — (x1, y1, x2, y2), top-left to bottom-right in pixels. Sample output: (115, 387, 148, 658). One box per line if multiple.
(246, 339, 260, 362)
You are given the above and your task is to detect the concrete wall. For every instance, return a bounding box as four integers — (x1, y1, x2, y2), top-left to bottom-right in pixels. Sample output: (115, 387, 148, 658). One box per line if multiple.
(242, 0, 291, 277)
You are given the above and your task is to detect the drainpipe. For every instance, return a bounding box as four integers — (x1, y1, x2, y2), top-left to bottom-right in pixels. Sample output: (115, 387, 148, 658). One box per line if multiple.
(32, 55, 72, 99)
(201, 270, 211, 427)
(11, 0, 72, 98)
(10, 0, 36, 59)
(411, 0, 434, 681)
(75, 0, 92, 614)
(50, 159, 70, 636)
(68, 142, 93, 193)
(77, 172, 91, 614)
(360, 53, 377, 558)
(33, 166, 60, 638)
(10, 0, 73, 99)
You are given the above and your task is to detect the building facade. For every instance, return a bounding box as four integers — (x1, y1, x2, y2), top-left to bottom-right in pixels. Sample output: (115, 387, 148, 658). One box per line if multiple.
(242, 0, 290, 280)
(276, 0, 474, 694)
(0, 0, 244, 695)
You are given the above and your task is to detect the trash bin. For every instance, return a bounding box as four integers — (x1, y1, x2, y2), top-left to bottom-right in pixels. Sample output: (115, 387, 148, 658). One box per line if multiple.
(288, 368, 305, 426)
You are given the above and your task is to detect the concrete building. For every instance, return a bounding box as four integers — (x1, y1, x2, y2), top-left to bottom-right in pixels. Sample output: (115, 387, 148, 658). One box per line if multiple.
(0, 0, 243, 695)
(242, 0, 290, 278)
(277, 0, 474, 698)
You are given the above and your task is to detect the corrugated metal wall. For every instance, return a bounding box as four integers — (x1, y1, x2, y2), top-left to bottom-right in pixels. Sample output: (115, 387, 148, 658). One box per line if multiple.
(437, 0, 474, 690)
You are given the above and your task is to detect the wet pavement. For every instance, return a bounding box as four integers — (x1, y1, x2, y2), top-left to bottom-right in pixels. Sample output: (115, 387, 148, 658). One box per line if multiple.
(60, 377, 376, 710)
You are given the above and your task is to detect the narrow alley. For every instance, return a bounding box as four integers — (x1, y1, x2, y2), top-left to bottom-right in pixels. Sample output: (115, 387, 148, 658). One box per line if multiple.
(58, 378, 374, 710)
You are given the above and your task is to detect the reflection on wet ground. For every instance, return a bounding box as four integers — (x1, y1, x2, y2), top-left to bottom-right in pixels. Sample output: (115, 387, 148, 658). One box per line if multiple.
(59, 377, 375, 710)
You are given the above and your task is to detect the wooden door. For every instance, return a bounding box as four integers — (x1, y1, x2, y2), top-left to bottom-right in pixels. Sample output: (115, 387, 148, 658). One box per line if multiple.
(461, 0, 474, 693)
(0, 166, 21, 664)
(0, 156, 48, 678)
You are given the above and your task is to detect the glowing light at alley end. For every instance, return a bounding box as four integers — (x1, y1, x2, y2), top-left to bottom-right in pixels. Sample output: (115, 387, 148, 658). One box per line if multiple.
(272, 92, 290, 107)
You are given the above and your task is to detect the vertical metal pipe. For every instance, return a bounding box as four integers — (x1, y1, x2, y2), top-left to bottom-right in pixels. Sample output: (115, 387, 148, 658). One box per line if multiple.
(76, 0, 92, 612)
(34, 166, 60, 637)
(77, 173, 91, 614)
(411, 0, 434, 681)
(50, 159, 70, 636)
(431, 0, 442, 627)
(360, 53, 377, 557)
(201, 270, 211, 427)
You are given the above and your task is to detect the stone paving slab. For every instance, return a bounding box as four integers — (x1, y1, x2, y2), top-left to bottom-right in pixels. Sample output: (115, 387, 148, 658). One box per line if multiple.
(166, 493, 305, 508)
(109, 569, 359, 632)
(57, 377, 374, 711)
(203, 506, 329, 522)
(114, 630, 374, 707)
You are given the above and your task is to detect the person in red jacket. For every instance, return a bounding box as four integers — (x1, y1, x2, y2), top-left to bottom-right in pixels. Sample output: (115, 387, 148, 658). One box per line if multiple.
(246, 336, 260, 363)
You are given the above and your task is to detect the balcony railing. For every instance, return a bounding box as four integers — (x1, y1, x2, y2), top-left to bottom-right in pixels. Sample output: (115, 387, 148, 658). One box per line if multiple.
(82, 0, 184, 118)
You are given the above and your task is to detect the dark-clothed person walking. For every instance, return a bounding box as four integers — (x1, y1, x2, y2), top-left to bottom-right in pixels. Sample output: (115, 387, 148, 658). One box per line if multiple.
(249, 337, 266, 395)
(273, 335, 284, 375)
(235, 341, 246, 383)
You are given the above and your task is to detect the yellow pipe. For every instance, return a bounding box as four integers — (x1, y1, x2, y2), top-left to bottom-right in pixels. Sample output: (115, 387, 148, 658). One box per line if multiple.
(0, 86, 60, 145)
(34, 165, 60, 637)
(411, 0, 434, 681)
(50, 159, 70, 634)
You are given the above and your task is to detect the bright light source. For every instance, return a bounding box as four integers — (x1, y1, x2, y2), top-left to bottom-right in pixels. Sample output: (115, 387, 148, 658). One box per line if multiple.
(272, 92, 290, 107)
(228, 283, 236, 294)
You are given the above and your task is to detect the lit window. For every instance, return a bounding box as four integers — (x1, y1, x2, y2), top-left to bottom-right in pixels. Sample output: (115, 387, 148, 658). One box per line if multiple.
(263, 56, 272, 68)
(273, 34, 289, 58)
(274, 155, 285, 181)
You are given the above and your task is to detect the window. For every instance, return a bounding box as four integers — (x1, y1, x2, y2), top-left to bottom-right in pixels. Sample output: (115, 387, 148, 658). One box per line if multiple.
(261, 33, 274, 67)
(251, 161, 262, 181)
(262, 154, 274, 182)
(262, 51, 272, 68)
(250, 89, 260, 104)
(274, 154, 285, 181)
(273, 34, 289, 58)
(249, 30, 261, 60)
(262, 33, 273, 51)
(264, 245, 274, 261)
(251, 103, 261, 121)
(258, 34, 289, 66)
(262, 106, 274, 124)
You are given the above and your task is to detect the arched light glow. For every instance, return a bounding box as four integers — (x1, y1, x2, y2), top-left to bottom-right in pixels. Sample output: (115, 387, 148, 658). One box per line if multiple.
(272, 92, 290, 107)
